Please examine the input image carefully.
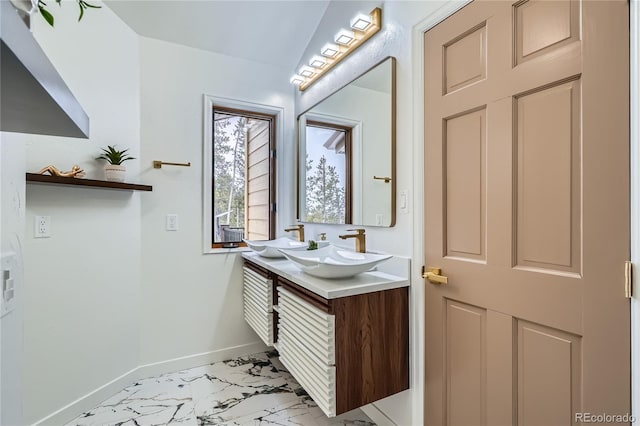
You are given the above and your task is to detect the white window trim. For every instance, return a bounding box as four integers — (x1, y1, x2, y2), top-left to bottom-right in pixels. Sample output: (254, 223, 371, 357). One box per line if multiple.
(202, 94, 284, 254)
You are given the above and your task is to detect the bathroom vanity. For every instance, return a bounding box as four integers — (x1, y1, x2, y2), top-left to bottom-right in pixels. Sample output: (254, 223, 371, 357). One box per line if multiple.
(242, 252, 410, 417)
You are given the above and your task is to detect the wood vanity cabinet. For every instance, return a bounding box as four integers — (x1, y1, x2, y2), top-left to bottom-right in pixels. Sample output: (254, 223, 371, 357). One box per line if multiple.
(242, 259, 409, 417)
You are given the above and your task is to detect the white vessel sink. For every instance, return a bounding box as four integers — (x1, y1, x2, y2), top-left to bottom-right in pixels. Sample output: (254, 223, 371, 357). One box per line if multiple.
(278, 245, 392, 279)
(243, 237, 309, 258)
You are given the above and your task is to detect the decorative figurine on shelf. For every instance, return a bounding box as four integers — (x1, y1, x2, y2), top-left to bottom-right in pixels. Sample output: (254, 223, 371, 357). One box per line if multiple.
(37, 165, 86, 178)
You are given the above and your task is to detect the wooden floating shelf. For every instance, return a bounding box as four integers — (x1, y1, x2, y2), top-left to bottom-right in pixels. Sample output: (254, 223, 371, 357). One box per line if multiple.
(26, 173, 152, 192)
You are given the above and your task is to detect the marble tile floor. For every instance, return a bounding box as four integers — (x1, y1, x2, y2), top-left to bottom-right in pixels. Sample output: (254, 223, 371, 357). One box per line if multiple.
(66, 350, 376, 426)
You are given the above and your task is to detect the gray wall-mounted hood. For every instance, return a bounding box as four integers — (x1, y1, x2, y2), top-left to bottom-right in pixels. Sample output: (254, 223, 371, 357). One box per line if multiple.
(1, 1, 89, 138)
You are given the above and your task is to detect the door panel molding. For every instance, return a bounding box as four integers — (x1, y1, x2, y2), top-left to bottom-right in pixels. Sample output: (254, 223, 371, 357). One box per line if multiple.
(443, 22, 488, 94)
(513, 0, 580, 65)
(443, 107, 487, 262)
(516, 320, 582, 426)
(445, 299, 487, 425)
(514, 78, 581, 274)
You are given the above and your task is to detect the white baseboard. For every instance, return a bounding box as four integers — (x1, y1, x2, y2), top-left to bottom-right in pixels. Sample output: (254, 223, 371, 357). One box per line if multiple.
(361, 403, 397, 426)
(136, 341, 268, 380)
(32, 366, 142, 426)
(31, 341, 267, 426)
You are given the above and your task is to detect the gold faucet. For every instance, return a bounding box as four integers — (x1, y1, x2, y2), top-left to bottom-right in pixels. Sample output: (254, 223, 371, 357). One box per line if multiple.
(284, 224, 305, 242)
(338, 228, 366, 253)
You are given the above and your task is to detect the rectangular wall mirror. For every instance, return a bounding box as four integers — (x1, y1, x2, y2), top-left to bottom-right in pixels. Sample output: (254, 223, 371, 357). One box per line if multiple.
(297, 56, 396, 227)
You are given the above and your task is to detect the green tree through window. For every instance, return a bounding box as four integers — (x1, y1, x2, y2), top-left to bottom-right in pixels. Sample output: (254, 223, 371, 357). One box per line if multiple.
(213, 108, 274, 245)
(305, 155, 346, 223)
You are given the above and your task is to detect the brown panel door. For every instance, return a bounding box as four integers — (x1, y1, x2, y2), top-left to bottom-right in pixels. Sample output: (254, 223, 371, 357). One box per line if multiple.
(424, 1, 629, 425)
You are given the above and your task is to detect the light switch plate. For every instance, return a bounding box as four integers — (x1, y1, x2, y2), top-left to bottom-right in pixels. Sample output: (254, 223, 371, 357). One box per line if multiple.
(399, 189, 409, 214)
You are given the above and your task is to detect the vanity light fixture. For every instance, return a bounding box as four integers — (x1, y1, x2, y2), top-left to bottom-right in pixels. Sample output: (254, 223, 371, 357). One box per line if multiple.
(350, 13, 373, 31)
(294, 7, 382, 92)
(334, 29, 355, 45)
(309, 55, 327, 68)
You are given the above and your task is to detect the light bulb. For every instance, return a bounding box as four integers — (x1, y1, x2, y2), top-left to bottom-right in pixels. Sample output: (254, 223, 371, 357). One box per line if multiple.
(350, 13, 372, 31)
(321, 43, 340, 58)
(309, 55, 327, 69)
(334, 29, 355, 46)
(290, 75, 304, 85)
(298, 66, 315, 78)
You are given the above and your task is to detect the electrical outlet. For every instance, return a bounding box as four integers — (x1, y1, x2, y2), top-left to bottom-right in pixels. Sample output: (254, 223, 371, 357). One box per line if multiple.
(166, 214, 179, 231)
(34, 216, 51, 238)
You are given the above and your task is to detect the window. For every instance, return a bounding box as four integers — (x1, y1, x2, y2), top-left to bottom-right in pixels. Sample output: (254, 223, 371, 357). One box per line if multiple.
(211, 106, 276, 248)
(302, 120, 352, 224)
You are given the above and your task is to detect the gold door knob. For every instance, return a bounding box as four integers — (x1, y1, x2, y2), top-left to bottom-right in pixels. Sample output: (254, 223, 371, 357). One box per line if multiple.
(422, 267, 448, 285)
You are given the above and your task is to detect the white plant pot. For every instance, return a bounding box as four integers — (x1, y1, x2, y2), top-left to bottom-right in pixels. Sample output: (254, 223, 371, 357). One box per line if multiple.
(104, 164, 126, 182)
(10, 0, 38, 29)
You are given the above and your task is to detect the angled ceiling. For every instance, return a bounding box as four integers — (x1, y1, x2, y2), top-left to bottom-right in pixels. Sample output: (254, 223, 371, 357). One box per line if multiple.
(105, 0, 331, 71)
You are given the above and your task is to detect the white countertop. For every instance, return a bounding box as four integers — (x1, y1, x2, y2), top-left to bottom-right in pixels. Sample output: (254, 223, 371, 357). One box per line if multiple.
(242, 251, 410, 299)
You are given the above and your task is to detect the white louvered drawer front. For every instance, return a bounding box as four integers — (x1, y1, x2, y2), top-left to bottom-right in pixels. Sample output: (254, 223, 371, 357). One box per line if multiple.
(243, 267, 273, 312)
(243, 266, 273, 346)
(278, 287, 335, 365)
(277, 286, 336, 417)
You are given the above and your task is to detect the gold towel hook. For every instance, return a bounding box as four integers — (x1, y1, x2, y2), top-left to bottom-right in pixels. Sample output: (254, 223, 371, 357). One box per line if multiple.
(153, 161, 191, 169)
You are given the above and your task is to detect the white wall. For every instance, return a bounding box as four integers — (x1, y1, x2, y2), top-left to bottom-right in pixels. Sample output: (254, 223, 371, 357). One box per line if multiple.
(0, 134, 26, 426)
(22, 3, 142, 423)
(17, 5, 297, 423)
(138, 37, 295, 366)
(293, 1, 459, 424)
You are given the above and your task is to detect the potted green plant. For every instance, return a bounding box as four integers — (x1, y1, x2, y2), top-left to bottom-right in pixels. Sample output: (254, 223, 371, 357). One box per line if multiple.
(96, 145, 135, 182)
(38, 0, 101, 27)
(9, 0, 100, 29)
